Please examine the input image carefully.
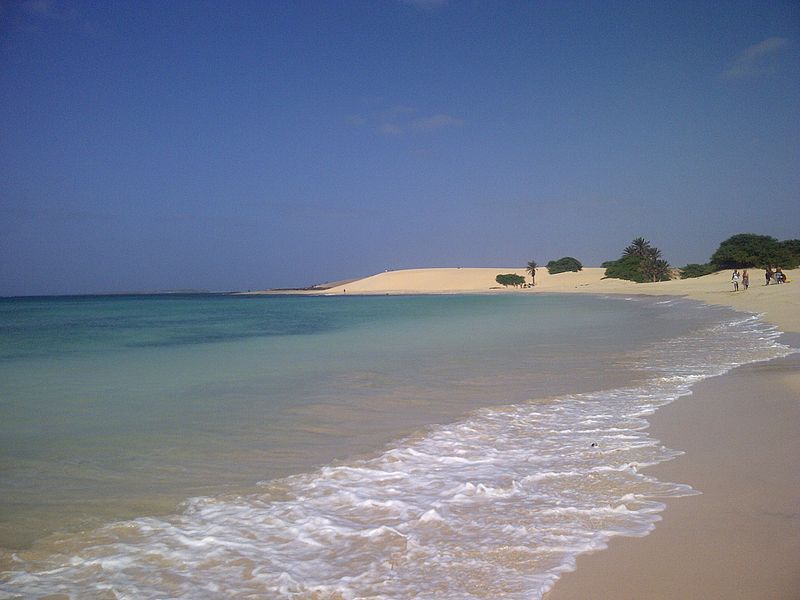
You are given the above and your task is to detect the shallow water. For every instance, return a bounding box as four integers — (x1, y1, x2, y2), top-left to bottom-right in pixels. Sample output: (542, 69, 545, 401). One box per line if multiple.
(0, 293, 792, 598)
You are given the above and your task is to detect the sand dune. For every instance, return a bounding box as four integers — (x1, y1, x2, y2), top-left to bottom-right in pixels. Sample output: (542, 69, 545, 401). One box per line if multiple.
(321, 266, 646, 294)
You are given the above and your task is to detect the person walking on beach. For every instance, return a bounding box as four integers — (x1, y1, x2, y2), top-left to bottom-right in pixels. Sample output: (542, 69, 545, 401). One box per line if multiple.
(731, 269, 741, 291)
(765, 267, 773, 285)
(742, 269, 749, 290)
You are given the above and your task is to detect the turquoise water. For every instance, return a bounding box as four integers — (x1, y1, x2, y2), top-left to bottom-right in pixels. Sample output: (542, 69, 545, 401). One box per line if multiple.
(0, 293, 792, 598)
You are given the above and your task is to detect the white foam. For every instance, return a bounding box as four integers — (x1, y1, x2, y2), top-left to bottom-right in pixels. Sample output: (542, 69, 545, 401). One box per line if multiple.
(1, 302, 794, 600)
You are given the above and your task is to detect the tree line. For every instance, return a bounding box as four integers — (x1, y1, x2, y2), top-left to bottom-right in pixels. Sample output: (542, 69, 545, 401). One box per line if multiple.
(604, 233, 798, 282)
(499, 233, 798, 287)
(682, 234, 799, 277)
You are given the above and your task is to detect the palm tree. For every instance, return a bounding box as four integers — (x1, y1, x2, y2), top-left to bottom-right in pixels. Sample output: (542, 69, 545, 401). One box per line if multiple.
(642, 258, 672, 282)
(623, 237, 652, 258)
(622, 237, 671, 282)
(644, 246, 662, 263)
(526, 260, 538, 286)
(641, 248, 670, 282)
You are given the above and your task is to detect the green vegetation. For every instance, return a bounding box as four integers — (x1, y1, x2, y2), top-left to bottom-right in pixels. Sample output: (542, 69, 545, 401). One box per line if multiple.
(710, 233, 799, 269)
(496, 273, 526, 287)
(680, 234, 799, 277)
(782, 239, 800, 264)
(603, 237, 671, 283)
(680, 263, 716, 279)
(526, 261, 538, 286)
(546, 256, 583, 274)
(603, 255, 650, 283)
(599, 233, 799, 282)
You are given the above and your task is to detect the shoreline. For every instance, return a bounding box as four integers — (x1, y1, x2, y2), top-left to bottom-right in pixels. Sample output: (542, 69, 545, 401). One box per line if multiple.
(253, 266, 799, 597)
(545, 339, 800, 599)
(247, 267, 799, 334)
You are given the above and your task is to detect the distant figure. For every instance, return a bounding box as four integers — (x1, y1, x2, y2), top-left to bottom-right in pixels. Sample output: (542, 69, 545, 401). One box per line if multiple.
(742, 269, 749, 290)
(775, 267, 785, 284)
(731, 269, 741, 291)
(765, 267, 773, 285)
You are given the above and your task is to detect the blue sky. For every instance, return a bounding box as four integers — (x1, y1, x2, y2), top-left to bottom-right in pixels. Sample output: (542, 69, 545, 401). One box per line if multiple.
(1, 0, 798, 295)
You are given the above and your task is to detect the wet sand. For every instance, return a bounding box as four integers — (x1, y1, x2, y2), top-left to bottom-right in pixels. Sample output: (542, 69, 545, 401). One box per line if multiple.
(546, 339, 800, 600)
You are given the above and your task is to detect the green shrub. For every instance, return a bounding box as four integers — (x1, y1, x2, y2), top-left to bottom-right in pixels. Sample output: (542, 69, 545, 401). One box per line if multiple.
(680, 263, 717, 279)
(495, 273, 526, 287)
(546, 257, 583, 274)
(710, 233, 799, 269)
(781, 239, 800, 264)
(602, 255, 650, 283)
(603, 237, 671, 283)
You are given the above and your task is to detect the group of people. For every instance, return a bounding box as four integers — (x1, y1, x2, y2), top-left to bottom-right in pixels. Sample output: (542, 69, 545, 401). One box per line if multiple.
(730, 269, 749, 291)
(764, 266, 786, 285)
(731, 267, 787, 291)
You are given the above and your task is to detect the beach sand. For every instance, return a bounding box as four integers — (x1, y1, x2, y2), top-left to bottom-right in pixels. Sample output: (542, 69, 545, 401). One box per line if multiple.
(256, 266, 799, 598)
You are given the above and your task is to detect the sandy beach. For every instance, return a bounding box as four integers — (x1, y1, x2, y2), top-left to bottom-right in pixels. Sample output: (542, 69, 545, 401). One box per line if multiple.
(257, 266, 799, 598)
(256, 266, 799, 334)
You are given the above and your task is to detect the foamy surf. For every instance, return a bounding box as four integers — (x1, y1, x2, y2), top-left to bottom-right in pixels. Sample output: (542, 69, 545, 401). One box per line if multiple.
(0, 306, 793, 599)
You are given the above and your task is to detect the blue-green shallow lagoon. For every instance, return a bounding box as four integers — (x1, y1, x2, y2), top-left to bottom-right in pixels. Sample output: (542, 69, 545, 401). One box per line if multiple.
(0, 293, 751, 549)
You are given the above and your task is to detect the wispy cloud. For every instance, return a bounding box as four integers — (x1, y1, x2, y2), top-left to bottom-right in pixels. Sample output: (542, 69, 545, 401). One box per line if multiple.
(348, 104, 463, 136)
(720, 37, 790, 80)
(379, 123, 404, 136)
(412, 114, 463, 131)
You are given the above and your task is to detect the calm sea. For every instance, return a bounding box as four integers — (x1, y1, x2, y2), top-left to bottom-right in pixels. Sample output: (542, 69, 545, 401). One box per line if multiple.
(0, 293, 792, 598)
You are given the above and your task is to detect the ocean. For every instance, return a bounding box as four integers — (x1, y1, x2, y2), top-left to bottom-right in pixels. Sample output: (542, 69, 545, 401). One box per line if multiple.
(0, 293, 792, 599)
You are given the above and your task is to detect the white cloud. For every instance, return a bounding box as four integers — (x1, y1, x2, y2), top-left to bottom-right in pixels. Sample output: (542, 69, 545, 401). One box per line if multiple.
(385, 105, 416, 118)
(412, 114, 463, 130)
(351, 102, 462, 136)
(721, 37, 790, 80)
